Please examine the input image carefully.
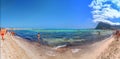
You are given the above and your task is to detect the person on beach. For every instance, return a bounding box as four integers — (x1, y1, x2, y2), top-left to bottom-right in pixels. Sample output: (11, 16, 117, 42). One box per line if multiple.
(11, 31, 15, 36)
(0, 28, 7, 41)
(114, 30, 120, 41)
(37, 33, 41, 43)
(10, 28, 15, 36)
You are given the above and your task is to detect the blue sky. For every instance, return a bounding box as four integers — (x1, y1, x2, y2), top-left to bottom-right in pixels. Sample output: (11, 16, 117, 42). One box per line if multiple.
(1, 0, 120, 29)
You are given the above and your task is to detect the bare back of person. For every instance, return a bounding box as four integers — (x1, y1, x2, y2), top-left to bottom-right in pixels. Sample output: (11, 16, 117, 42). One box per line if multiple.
(0, 28, 7, 41)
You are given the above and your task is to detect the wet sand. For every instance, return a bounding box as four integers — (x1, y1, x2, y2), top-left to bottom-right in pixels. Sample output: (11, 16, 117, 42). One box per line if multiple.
(0, 32, 120, 59)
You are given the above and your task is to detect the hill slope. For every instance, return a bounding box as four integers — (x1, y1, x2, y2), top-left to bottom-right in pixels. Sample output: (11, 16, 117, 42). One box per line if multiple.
(96, 22, 120, 29)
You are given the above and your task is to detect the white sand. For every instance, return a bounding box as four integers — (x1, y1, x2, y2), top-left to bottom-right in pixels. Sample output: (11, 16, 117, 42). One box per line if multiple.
(0, 33, 120, 59)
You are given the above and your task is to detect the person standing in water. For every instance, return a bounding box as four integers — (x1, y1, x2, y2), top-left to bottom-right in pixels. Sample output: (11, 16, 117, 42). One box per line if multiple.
(97, 31, 101, 35)
(0, 28, 7, 41)
(37, 33, 41, 43)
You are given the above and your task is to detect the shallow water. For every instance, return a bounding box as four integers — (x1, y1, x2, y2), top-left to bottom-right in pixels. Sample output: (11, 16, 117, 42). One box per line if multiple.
(14, 29, 113, 46)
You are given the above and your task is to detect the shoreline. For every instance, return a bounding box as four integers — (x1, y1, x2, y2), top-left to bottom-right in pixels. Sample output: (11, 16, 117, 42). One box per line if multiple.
(1, 32, 119, 59)
(15, 33, 111, 47)
(13, 29, 113, 47)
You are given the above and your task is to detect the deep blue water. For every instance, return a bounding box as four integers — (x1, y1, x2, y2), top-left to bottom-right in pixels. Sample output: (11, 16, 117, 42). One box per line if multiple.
(14, 29, 113, 46)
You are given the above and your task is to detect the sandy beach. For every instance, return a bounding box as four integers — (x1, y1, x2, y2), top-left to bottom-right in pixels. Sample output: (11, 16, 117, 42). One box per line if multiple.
(0, 32, 120, 59)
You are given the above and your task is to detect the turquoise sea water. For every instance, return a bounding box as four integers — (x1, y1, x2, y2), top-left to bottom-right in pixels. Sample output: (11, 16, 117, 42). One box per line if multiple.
(14, 29, 113, 46)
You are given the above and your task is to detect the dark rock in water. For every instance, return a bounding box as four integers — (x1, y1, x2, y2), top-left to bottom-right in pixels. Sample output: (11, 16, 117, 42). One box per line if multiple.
(25, 38, 31, 40)
(96, 22, 120, 30)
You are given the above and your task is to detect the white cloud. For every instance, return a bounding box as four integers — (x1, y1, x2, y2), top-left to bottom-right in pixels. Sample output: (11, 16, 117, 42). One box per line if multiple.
(89, 0, 120, 25)
(111, 0, 120, 7)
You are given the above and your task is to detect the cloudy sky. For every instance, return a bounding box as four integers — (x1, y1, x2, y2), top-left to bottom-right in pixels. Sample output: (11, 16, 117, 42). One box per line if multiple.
(1, 0, 120, 29)
(90, 0, 120, 25)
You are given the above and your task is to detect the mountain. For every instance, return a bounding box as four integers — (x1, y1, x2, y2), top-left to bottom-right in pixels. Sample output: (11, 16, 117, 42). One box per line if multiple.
(95, 22, 120, 30)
